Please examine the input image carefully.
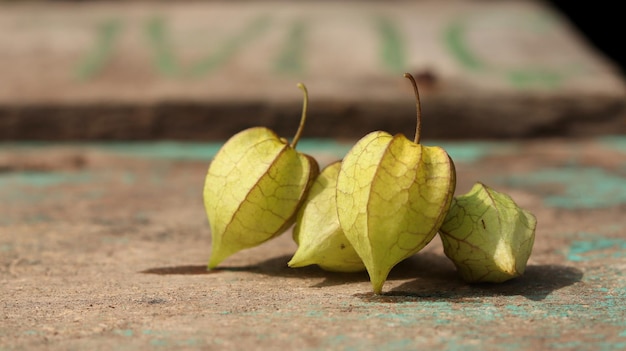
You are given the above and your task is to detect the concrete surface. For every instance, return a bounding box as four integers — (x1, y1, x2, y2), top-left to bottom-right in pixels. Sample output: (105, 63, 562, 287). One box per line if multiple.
(1, 136, 625, 350)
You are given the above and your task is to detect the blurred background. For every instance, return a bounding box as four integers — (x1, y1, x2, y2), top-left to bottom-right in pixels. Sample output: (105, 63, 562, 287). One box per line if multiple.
(0, 0, 624, 141)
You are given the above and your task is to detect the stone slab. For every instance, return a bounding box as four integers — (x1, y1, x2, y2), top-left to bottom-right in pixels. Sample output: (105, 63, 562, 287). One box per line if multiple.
(1, 136, 625, 350)
(0, 0, 625, 140)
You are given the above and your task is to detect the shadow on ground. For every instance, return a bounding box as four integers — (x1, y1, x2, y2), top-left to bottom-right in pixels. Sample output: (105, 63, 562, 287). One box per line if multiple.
(358, 252, 584, 302)
(140, 252, 582, 302)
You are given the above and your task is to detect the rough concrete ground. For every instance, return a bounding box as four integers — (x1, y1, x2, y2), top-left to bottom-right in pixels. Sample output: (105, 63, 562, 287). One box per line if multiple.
(1, 137, 625, 350)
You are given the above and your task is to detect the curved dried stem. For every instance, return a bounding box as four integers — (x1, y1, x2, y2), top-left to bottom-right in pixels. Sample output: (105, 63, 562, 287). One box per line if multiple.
(291, 83, 309, 148)
(403, 73, 422, 144)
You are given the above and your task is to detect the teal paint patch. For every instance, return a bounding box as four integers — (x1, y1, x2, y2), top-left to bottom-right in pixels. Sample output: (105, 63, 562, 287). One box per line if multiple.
(99, 139, 350, 160)
(444, 19, 483, 71)
(381, 339, 414, 350)
(599, 294, 626, 327)
(97, 142, 223, 160)
(0, 171, 91, 188)
(426, 141, 515, 163)
(567, 237, 626, 262)
(275, 19, 307, 75)
(181, 338, 202, 346)
(75, 19, 122, 80)
(620, 330, 626, 337)
(125, 329, 215, 348)
(504, 298, 625, 336)
(358, 300, 501, 326)
(548, 341, 585, 349)
(507, 69, 563, 90)
(550, 340, 626, 351)
(308, 334, 428, 351)
(187, 15, 272, 77)
(376, 16, 407, 73)
(114, 329, 134, 337)
(443, 13, 583, 91)
(499, 167, 626, 209)
(296, 139, 352, 159)
(150, 338, 168, 347)
(2, 140, 497, 163)
(466, 302, 502, 322)
(505, 304, 531, 318)
(145, 15, 272, 78)
(145, 17, 179, 76)
(599, 135, 626, 154)
(372, 311, 415, 325)
(241, 296, 625, 351)
(305, 310, 324, 318)
(142, 329, 169, 347)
